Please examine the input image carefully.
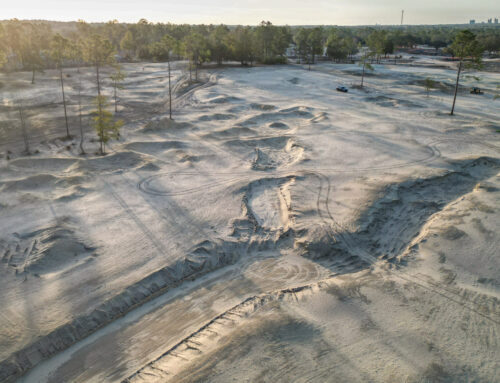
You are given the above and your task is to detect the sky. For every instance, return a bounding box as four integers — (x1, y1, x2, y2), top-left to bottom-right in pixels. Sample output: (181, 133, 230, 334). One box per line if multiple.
(1, 0, 498, 25)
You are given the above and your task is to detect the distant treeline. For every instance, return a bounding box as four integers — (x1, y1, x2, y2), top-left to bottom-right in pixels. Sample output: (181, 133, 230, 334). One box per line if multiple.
(0, 19, 499, 74)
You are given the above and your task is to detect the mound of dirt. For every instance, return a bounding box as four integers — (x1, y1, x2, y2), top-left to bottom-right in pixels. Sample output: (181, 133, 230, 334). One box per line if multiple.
(0, 174, 58, 192)
(0, 173, 86, 193)
(75, 151, 150, 173)
(204, 126, 257, 139)
(268, 122, 289, 129)
(241, 177, 294, 232)
(250, 103, 276, 111)
(140, 118, 193, 133)
(310, 112, 328, 123)
(279, 105, 314, 116)
(124, 141, 187, 154)
(239, 106, 314, 127)
(1, 217, 96, 275)
(250, 139, 304, 170)
(9, 157, 77, 173)
(364, 95, 423, 108)
(207, 95, 241, 104)
(198, 113, 236, 122)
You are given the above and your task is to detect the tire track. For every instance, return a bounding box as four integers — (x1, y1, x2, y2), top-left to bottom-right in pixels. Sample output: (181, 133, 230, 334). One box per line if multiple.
(101, 178, 168, 255)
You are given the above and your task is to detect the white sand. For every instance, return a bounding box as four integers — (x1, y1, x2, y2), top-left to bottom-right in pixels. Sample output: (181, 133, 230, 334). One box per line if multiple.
(0, 59, 499, 382)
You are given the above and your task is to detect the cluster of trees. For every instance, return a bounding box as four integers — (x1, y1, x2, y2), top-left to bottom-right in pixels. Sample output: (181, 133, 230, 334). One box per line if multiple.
(124, 21, 292, 71)
(293, 25, 499, 64)
(1, 20, 498, 75)
(0, 20, 294, 75)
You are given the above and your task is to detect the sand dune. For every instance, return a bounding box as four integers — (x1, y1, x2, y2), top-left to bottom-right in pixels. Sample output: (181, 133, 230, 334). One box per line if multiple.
(0, 61, 498, 383)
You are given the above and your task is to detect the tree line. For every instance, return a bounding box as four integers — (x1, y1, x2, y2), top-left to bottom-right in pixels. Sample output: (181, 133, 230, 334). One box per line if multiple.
(1, 20, 498, 73)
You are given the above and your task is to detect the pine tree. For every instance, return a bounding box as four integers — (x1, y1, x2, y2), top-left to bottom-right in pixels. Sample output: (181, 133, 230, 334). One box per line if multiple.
(92, 95, 123, 155)
(359, 51, 374, 88)
(448, 30, 483, 115)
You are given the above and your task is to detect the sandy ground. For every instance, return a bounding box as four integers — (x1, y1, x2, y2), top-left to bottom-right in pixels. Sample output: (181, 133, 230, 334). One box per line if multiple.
(0, 58, 499, 382)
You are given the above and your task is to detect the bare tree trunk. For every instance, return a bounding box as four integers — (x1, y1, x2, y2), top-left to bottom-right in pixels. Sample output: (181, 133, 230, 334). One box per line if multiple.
(361, 61, 366, 87)
(95, 63, 104, 154)
(96, 64, 101, 96)
(189, 62, 192, 82)
(98, 97, 104, 155)
(60, 66, 70, 138)
(168, 60, 172, 120)
(78, 77, 85, 154)
(114, 82, 117, 113)
(19, 102, 30, 154)
(31, 68, 35, 84)
(450, 60, 462, 116)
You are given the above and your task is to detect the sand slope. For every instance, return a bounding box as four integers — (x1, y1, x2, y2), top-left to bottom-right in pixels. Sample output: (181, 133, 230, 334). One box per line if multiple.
(0, 60, 498, 382)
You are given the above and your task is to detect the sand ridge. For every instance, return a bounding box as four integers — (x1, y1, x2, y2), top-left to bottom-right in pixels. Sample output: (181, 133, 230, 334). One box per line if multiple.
(0, 60, 498, 382)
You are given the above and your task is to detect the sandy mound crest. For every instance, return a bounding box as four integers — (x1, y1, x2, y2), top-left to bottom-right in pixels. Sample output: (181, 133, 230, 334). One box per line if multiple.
(239, 106, 314, 127)
(198, 113, 236, 122)
(9, 157, 77, 173)
(140, 118, 193, 133)
(250, 103, 276, 111)
(0, 173, 86, 193)
(365, 95, 424, 108)
(204, 126, 257, 140)
(124, 140, 188, 154)
(243, 177, 294, 232)
(251, 138, 304, 170)
(1, 217, 96, 276)
(72, 151, 151, 173)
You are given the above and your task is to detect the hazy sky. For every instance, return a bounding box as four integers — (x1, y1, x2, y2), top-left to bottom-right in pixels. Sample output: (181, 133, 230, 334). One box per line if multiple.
(2, 0, 499, 25)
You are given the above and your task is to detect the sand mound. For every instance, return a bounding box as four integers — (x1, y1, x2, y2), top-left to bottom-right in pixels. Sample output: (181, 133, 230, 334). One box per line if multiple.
(207, 95, 241, 104)
(279, 105, 314, 116)
(204, 126, 257, 139)
(140, 118, 193, 133)
(198, 113, 236, 122)
(365, 95, 423, 108)
(138, 162, 161, 172)
(9, 157, 77, 173)
(245, 177, 294, 231)
(54, 186, 90, 202)
(75, 151, 149, 172)
(239, 107, 314, 127)
(268, 122, 289, 129)
(223, 136, 304, 169)
(251, 139, 304, 170)
(172, 149, 201, 163)
(124, 140, 187, 154)
(0, 173, 85, 193)
(1, 218, 95, 275)
(1, 174, 58, 192)
(457, 156, 500, 175)
(250, 103, 276, 111)
(225, 136, 289, 150)
(310, 112, 328, 123)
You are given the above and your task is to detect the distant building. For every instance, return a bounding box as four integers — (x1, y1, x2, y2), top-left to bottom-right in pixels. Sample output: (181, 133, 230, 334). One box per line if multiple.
(487, 18, 492, 23)
(470, 19, 475, 24)
(495, 18, 499, 24)
(286, 44, 297, 58)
